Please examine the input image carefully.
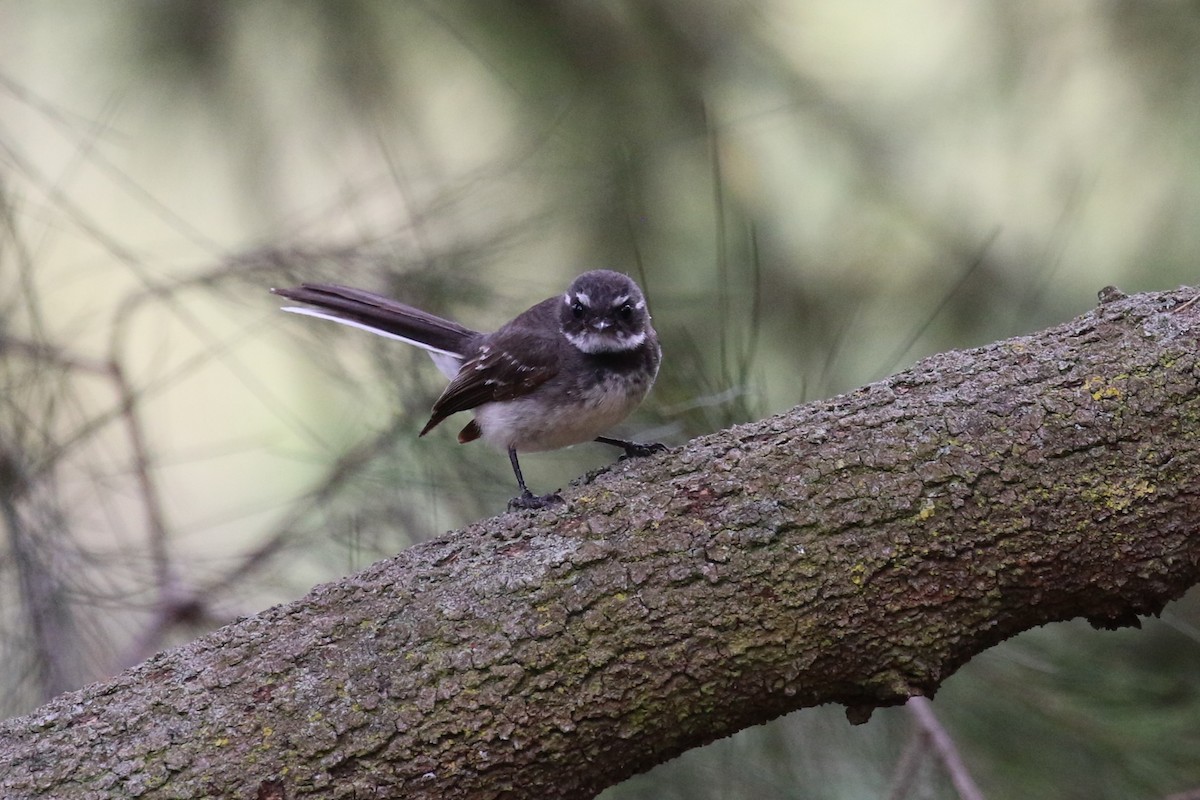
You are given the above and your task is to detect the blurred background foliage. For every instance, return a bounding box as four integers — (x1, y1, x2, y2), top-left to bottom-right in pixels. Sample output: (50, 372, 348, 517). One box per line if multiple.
(2, 1, 1200, 797)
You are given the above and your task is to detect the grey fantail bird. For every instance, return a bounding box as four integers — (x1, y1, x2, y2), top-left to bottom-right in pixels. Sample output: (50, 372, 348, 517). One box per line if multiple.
(271, 270, 665, 510)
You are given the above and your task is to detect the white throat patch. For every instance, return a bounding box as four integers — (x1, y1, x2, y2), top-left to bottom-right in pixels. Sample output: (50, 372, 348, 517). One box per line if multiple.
(565, 328, 646, 354)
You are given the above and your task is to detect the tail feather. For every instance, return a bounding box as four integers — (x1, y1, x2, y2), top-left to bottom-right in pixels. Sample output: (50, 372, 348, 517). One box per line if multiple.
(272, 283, 477, 379)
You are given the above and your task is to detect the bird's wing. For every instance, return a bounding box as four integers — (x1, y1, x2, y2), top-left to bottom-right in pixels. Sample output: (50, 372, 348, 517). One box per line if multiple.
(419, 323, 560, 436)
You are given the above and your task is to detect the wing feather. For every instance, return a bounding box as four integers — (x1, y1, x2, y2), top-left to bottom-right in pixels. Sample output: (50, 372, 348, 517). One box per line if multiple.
(419, 323, 559, 436)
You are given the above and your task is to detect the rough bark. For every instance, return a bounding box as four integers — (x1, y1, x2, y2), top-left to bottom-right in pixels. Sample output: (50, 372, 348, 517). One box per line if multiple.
(3, 286, 1200, 799)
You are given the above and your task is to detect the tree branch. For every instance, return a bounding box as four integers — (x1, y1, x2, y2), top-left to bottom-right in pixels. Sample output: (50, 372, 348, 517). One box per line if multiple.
(3, 286, 1200, 799)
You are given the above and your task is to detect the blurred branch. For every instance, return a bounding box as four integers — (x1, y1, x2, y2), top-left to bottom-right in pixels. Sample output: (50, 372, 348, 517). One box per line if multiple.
(3, 286, 1200, 797)
(890, 697, 986, 800)
(0, 450, 77, 702)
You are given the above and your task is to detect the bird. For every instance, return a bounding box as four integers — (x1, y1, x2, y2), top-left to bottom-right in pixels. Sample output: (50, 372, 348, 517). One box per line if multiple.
(271, 270, 665, 510)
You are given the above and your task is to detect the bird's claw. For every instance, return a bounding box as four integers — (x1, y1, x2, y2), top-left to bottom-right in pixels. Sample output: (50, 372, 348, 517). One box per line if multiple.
(508, 490, 565, 511)
(619, 442, 668, 460)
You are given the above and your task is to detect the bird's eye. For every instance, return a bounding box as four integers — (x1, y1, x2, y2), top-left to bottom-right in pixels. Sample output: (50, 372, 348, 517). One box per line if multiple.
(617, 303, 634, 321)
(571, 300, 586, 319)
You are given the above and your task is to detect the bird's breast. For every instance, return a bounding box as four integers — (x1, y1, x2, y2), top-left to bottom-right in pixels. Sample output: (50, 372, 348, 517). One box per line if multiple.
(473, 370, 653, 452)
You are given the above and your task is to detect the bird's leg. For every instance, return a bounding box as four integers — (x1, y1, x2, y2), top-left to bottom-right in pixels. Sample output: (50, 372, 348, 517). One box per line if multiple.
(506, 447, 564, 511)
(595, 436, 669, 460)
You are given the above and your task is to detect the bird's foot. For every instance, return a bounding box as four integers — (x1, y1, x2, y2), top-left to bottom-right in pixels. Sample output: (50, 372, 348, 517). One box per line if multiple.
(618, 441, 668, 460)
(508, 490, 565, 511)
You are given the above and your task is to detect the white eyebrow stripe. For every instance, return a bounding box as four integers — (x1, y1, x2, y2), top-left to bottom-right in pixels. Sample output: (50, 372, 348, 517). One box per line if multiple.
(612, 294, 629, 306)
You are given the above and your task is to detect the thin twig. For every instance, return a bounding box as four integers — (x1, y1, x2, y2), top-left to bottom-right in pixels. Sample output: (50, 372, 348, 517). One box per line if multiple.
(906, 696, 986, 800)
(885, 727, 928, 800)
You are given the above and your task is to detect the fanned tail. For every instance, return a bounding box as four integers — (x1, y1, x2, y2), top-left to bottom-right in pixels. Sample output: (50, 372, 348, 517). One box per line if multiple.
(271, 283, 477, 378)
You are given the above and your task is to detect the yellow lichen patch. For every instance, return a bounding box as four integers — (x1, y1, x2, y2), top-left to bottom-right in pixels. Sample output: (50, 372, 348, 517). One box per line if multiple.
(1083, 375, 1122, 401)
(1082, 478, 1156, 513)
(915, 498, 937, 522)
